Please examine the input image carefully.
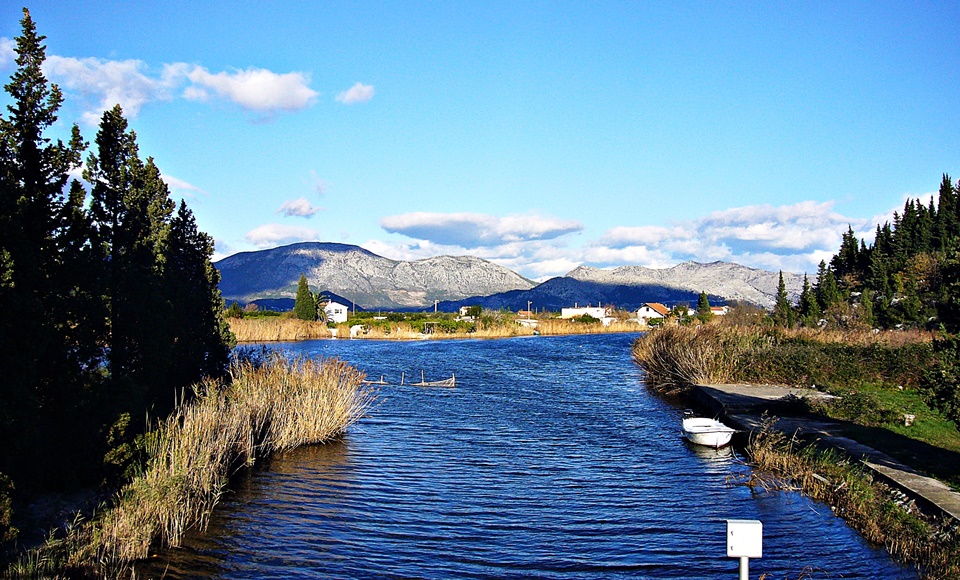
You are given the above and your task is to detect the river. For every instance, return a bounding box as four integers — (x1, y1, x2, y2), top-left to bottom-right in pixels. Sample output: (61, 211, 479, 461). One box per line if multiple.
(145, 333, 913, 579)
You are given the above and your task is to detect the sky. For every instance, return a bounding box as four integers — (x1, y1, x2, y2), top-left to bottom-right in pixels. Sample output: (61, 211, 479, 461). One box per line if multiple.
(1, 2, 958, 280)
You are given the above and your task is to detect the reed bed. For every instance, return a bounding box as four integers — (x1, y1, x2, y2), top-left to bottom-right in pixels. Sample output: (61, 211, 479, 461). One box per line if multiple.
(535, 319, 642, 336)
(742, 420, 960, 579)
(6, 355, 374, 579)
(229, 317, 333, 342)
(232, 316, 644, 343)
(631, 325, 756, 394)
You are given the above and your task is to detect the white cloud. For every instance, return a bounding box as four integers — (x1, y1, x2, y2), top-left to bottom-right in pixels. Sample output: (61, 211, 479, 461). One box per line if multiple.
(381, 212, 582, 248)
(278, 197, 322, 218)
(336, 82, 374, 104)
(0, 38, 16, 70)
(245, 224, 320, 248)
(44, 55, 176, 124)
(186, 66, 318, 112)
(33, 49, 317, 123)
(162, 173, 206, 197)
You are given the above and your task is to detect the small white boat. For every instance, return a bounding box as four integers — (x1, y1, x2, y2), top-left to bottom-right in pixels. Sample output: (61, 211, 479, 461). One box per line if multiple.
(682, 412, 735, 448)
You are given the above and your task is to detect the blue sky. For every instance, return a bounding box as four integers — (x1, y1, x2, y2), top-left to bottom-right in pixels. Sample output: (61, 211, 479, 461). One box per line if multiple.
(2, 2, 958, 280)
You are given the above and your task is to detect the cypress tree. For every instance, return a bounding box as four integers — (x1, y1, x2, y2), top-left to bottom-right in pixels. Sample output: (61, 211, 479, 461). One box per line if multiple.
(814, 261, 841, 313)
(772, 271, 794, 328)
(798, 274, 820, 327)
(696, 291, 713, 323)
(294, 274, 317, 320)
(163, 201, 234, 392)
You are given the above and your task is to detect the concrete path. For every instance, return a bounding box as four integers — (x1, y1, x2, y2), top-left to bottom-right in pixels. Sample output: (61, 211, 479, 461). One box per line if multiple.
(692, 383, 960, 523)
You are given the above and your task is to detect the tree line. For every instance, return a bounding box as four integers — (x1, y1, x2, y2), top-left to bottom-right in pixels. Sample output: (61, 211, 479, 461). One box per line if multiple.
(765, 174, 960, 427)
(0, 7, 233, 535)
(766, 174, 960, 332)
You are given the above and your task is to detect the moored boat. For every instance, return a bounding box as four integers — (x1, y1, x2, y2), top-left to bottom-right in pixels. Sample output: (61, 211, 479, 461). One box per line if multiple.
(682, 412, 735, 448)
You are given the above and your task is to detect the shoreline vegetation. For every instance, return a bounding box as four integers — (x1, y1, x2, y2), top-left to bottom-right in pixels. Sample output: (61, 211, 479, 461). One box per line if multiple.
(4, 354, 375, 579)
(228, 314, 645, 342)
(632, 323, 960, 578)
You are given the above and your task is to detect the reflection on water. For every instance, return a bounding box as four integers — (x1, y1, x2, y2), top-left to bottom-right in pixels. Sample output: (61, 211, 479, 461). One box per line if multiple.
(142, 334, 914, 579)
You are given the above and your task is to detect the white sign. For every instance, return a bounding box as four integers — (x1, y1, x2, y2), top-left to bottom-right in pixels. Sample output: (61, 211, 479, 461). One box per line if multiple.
(726, 519, 762, 558)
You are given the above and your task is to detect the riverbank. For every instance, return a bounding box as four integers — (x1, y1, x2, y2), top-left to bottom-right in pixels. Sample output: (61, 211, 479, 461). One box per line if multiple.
(229, 316, 644, 342)
(632, 324, 960, 577)
(691, 383, 960, 577)
(4, 354, 375, 578)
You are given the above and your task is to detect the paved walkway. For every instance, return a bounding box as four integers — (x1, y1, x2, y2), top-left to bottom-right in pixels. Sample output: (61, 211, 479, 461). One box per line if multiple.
(692, 383, 960, 522)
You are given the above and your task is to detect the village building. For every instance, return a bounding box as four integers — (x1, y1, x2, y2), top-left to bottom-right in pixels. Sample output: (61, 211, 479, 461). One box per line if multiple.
(636, 302, 670, 324)
(324, 301, 349, 324)
(560, 305, 607, 320)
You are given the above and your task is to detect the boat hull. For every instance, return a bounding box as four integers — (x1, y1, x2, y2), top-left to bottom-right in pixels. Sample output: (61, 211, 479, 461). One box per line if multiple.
(682, 418, 735, 448)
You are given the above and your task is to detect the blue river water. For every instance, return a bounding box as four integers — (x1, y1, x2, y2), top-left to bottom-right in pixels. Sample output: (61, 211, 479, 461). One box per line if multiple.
(146, 333, 914, 579)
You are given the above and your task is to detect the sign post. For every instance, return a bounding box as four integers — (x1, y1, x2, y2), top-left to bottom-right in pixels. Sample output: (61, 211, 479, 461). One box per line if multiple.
(726, 519, 762, 580)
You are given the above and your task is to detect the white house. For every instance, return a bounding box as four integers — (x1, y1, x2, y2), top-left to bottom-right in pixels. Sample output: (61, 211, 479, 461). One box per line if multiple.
(710, 306, 729, 316)
(560, 305, 607, 320)
(636, 303, 670, 323)
(324, 301, 349, 324)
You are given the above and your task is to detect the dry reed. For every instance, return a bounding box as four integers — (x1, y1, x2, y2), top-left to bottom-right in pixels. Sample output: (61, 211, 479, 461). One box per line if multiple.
(631, 325, 756, 394)
(232, 316, 644, 343)
(229, 318, 333, 342)
(7, 355, 375, 578)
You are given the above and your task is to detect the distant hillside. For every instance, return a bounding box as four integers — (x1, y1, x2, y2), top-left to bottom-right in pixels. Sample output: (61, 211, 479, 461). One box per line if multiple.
(215, 242, 536, 310)
(217, 243, 802, 312)
(439, 262, 802, 313)
(438, 277, 716, 313)
(566, 262, 803, 310)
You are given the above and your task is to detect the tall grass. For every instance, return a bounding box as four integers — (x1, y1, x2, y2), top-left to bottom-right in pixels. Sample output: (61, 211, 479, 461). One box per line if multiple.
(631, 325, 756, 394)
(631, 323, 933, 395)
(743, 420, 960, 579)
(229, 317, 333, 342)
(6, 355, 374, 578)
(231, 316, 644, 342)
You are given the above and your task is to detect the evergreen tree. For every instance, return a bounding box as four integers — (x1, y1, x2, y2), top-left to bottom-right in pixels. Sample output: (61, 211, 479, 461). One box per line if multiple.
(772, 271, 794, 328)
(830, 225, 862, 285)
(934, 174, 958, 250)
(798, 274, 820, 327)
(696, 291, 713, 323)
(814, 261, 841, 313)
(0, 9, 101, 489)
(294, 274, 317, 320)
(162, 201, 234, 391)
(86, 106, 175, 412)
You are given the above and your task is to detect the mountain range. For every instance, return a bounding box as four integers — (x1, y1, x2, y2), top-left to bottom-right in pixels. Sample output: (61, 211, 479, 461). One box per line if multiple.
(215, 242, 803, 312)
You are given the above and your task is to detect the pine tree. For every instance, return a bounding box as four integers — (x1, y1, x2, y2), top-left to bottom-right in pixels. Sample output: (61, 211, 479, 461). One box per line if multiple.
(0, 9, 101, 489)
(830, 225, 862, 285)
(294, 274, 317, 321)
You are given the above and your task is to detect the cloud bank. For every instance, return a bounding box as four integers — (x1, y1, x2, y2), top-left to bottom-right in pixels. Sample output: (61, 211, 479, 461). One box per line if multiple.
(369, 201, 874, 280)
